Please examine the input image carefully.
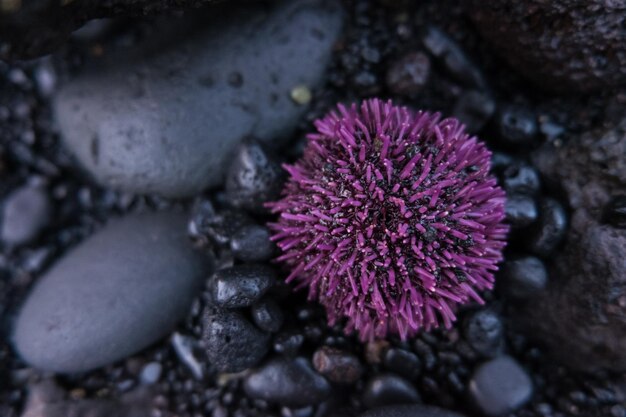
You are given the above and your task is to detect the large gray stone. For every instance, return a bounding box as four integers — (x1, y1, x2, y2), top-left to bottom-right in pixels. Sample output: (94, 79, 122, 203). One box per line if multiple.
(13, 211, 211, 373)
(54, 0, 343, 198)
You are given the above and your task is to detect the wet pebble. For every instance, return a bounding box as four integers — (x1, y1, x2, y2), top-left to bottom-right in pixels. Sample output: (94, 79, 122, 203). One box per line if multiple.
(452, 90, 495, 133)
(385, 52, 430, 96)
(209, 264, 276, 309)
(1, 184, 51, 247)
(313, 346, 363, 384)
(503, 163, 541, 196)
(202, 308, 270, 373)
(13, 212, 211, 373)
(528, 198, 568, 257)
(500, 256, 548, 299)
(225, 139, 284, 214)
(195, 209, 253, 247)
(468, 356, 533, 416)
(274, 330, 305, 356)
(383, 348, 422, 381)
(230, 225, 275, 262)
(140, 362, 162, 385)
(244, 357, 331, 407)
(252, 299, 284, 333)
(496, 105, 538, 147)
(360, 404, 466, 417)
(463, 309, 504, 358)
(506, 194, 538, 229)
(362, 374, 421, 409)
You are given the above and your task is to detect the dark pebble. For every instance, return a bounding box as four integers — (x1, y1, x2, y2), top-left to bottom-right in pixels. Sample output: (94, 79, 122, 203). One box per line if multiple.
(230, 225, 275, 262)
(528, 198, 568, 257)
(490, 152, 515, 172)
(383, 348, 422, 380)
(463, 309, 504, 358)
(251, 299, 284, 333)
(505, 194, 538, 229)
(360, 404, 466, 417)
(225, 139, 284, 214)
(503, 163, 541, 196)
(209, 264, 276, 309)
(422, 26, 486, 89)
(362, 374, 421, 409)
(468, 356, 533, 416)
(500, 256, 548, 299)
(244, 357, 331, 407)
(1, 185, 51, 247)
(603, 195, 626, 229)
(198, 210, 254, 247)
(274, 330, 305, 356)
(201, 308, 270, 373)
(385, 52, 431, 96)
(452, 90, 495, 133)
(496, 105, 537, 147)
(313, 346, 363, 384)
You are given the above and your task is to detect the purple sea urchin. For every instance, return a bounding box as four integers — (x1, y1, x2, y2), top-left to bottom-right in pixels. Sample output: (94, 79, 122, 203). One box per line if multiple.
(268, 99, 508, 341)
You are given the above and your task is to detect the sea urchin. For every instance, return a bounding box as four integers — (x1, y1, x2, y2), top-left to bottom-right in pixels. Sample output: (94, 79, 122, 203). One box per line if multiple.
(267, 99, 508, 341)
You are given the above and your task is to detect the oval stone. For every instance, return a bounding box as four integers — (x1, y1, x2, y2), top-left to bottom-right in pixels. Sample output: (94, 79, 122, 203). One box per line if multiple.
(13, 212, 211, 373)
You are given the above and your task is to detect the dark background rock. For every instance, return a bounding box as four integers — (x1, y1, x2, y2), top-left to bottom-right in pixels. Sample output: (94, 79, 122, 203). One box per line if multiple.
(467, 0, 626, 92)
(360, 404, 466, 417)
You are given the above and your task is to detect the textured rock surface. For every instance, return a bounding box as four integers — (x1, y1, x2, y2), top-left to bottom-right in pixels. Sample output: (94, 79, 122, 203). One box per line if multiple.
(54, 0, 343, 197)
(525, 118, 626, 371)
(13, 212, 210, 373)
(467, 0, 626, 92)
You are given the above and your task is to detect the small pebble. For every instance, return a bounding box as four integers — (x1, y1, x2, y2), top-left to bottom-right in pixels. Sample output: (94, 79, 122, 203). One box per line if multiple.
(244, 357, 331, 407)
(291, 85, 312, 105)
(468, 356, 533, 416)
(506, 194, 539, 229)
(202, 308, 270, 373)
(197, 210, 253, 247)
(503, 163, 541, 196)
(1, 185, 51, 247)
(362, 374, 421, 409)
(252, 299, 284, 333)
(383, 348, 422, 381)
(452, 90, 495, 133)
(209, 264, 276, 308)
(528, 198, 568, 257)
(385, 52, 431, 96)
(230, 225, 275, 262)
(139, 362, 162, 385)
(500, 256, 548, 299)
(496, 105, 537, 147)
(603, 196, 626, 229)
(274, 330, 305, 356)
(171, 332, 204, 380)
(463, 309, 504, 358)
(313, 346, 363, 384)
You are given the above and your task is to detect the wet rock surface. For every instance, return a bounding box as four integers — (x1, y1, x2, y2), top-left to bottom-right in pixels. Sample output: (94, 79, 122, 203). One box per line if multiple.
(53, 0, 343, 198)
(12, 212, 210, 373)
(467, 0, 626, 92)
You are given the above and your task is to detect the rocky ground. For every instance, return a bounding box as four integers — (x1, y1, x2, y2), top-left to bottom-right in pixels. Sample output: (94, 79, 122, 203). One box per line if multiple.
(1, 1, 625, 417)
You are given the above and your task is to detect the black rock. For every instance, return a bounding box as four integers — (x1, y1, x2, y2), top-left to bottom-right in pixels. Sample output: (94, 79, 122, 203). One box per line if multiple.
(505, 194, 538, 229)
(385, 52, 431, 96)
(422, 26, 486, 89)
(225, 139, 285, 214)
(528, 198, 568, 257)
(496, 105, 537, 147)
(490, 152, 515, 173)
(274, 330, 305, 357)
(500, 256, 548, 299)
(603, 196, 626, 229)
(383, 348, 422, 381)
(230, 225, 275, 262)
(313, 346, 363, 384)
(503, 163, 541, 196)
(252, 299, 284, 333)
(362, 374, 421, 409)
(452, 90, 496, 133)
(360, 405, 466, 417)
(209, 264, 276, 309)
(13, 212, 211, 373)
(468, 356, 533, 416)
(1, 184, 51, 247)
(201, 307, 270, 373)
(196, 210, 254, 247)
(244, 357, 331, 407)
(463, 309, 504, 358)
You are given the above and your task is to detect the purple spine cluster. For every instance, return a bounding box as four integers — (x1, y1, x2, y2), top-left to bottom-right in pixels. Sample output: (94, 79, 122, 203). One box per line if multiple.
(267, 99, 508, 341)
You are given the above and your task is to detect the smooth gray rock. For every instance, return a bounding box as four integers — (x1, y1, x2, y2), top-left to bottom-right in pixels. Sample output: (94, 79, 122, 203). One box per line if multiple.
(54, 0, 343, 198)
(13, 212, 211, 373)
(1, 185, 51, 247)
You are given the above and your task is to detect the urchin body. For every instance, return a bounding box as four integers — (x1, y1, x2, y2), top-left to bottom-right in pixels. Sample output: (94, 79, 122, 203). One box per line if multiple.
(268, 99, 508, 340)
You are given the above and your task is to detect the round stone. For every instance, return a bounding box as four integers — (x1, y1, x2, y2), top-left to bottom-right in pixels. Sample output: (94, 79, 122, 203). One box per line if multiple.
(209, 264, 276, 309)
(362, 374, 421, 409)
(1, 184, 51, 247)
